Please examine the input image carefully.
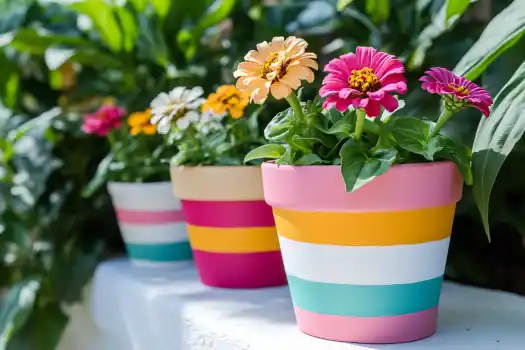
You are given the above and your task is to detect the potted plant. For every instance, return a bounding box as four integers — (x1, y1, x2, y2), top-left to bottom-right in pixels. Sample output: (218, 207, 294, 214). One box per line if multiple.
(149, 85, 287, 288)
(240, 38, 493, 343)
(82, 103, 192, 266)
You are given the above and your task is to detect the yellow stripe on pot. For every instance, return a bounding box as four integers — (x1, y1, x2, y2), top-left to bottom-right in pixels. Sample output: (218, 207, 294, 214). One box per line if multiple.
(187, 224, 280, 253)
(274, 204, 456, 246)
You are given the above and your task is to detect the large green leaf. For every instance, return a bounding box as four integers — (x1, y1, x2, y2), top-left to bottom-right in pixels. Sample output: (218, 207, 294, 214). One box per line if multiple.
(0, 279, 41, 350)
(454, 0, 525, 81)
(69, 0, 123, 52)
(472, 62, 525, 241)
(445, 0, 471, 26)
(365, 0, 390, 23)
(337, 0, 355, 11)
(0, 0, 34, 33)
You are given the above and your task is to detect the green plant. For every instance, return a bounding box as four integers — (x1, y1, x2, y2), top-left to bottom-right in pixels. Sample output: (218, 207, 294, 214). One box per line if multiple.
(81, 105, 172, 197)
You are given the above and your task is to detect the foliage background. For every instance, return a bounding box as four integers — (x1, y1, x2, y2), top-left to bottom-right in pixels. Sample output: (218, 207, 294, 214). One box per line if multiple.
(2, 0, 525, 348)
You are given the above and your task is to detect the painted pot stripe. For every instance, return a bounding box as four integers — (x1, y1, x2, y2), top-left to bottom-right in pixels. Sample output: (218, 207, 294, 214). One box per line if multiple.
(294, 306, 437, 344)
(274, 205, 455, 246)
(187, 224, 279, 253)
(278, 236, 450, 285)
(182, 200, 274, 227)
(287, 274, 443, 317)
(115, 208, 185, 225)
(125, 242, 193, 262)
(192, 249, 287, 288)
(261, 162, 462, 212)
(108, 181, 183, 211)
(118, 222, 188, 244)
(171, 166, 264, 201)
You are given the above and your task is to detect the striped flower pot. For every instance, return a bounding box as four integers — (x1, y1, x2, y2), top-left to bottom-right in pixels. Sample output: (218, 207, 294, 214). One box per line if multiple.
(170, 166, 287, 289)
(108, 181, 192, 266)
(261, 162, 463, 344)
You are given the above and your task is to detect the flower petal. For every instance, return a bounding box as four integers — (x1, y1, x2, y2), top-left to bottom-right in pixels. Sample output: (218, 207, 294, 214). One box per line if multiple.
(169, 87, 186, 102)
(364, 100, 381, 117)
(182, 86, 204, 102)
(379, 94, 399, 112)
(270, 81, 292, 100)
(150, 92, 170, 108)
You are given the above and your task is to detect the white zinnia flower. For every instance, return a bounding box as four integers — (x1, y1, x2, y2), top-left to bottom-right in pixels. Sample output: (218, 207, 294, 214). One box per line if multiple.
(150, 86, 204, 134)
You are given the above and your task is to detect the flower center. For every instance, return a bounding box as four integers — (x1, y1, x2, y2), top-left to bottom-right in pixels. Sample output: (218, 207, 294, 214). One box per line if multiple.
(259, 52, 279, 78)
(221, 93, 240, 106)
(348, 67, 381, 93)
(448, 83, 470, 96)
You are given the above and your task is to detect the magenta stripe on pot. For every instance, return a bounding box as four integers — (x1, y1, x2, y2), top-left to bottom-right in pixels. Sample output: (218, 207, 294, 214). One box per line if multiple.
(181, 200, 275, 227)
(115, 208, 186, 224)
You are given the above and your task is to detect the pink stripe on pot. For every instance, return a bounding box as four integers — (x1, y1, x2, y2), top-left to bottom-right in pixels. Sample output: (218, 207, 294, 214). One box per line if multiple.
(261, 162, 462, 212)
(181, 200, 275, 228)
(115, 208, 186, 224)
(294, 306, 437, 344)
(192, 249, 287, 289)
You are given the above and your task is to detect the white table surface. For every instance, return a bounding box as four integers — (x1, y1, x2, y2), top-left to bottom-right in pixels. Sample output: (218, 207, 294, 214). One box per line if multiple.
(90, 258, 525, 350)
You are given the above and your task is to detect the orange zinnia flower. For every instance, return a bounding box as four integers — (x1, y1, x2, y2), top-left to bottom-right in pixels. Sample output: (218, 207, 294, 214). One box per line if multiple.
(202, 85, 250, 119)
(233, 36, 318, 104)
(127, 109, 156, 136)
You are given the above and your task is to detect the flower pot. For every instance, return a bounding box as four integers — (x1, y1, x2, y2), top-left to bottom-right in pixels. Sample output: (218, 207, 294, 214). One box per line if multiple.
(108, 181, 192, 266)
(170, 166, 287, 288)
(261, 162, 463, 344)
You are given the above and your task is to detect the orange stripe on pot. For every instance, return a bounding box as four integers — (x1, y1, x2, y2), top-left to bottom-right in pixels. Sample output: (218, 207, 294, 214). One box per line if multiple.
(170, 166, 264, 201)
(274, 204, 455, 246)
(187, 224, 280, 253)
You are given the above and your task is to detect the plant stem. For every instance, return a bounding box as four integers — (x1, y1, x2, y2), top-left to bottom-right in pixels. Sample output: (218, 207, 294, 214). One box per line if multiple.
(285, 93, 305, 123)
(429, 108, 454, 138)
(355, 109, 366, 140)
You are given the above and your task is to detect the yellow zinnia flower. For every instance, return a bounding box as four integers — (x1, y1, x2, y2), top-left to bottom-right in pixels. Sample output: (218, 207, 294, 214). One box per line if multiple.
(202, 85, 250, 119)
(233, 36, 318, 104)
(127, 109, 156, 136)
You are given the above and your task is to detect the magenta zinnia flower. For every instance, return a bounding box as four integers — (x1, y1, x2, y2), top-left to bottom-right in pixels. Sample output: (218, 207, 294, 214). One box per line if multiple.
(320, 47, 407, 117)
(82, 105, 125, 136)
(420, 67, 493, 117)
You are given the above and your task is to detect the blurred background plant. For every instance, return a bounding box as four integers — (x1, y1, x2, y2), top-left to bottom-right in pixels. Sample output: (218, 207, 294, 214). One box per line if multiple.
(2, 0, 525, 348)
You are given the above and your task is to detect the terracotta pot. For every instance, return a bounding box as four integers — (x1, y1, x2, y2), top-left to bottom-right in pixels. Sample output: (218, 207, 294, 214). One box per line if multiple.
(170, 166, 286, 288)
(261, 162, 463, 344)
(108, 181, 192, 266)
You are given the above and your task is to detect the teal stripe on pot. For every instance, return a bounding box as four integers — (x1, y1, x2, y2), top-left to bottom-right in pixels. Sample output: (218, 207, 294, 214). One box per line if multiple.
(287, 274, 443, 317)
(125, 241, 193, 262)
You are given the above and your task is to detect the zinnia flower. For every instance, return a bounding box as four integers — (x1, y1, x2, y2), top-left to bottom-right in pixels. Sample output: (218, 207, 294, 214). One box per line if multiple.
(128, 109, 156, 136)
(233, 36, 318, 104)
(82, 105, 125, 136)
(420, 67, 493, 117)
(202, 85, 250, 119)
(150, 86, 204, 133)
(320, 46, 407, 117)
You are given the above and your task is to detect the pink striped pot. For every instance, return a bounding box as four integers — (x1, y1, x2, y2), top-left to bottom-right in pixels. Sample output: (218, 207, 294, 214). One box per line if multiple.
(170, 166, 287, 289)
(107, 181, 192, 266)
(261, 161, 463, 344)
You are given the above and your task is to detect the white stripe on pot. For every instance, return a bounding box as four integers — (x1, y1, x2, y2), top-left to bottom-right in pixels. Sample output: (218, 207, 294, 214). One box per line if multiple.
(131, 259, 192, 268)
(119, 222, 189, 244)
(108, 181, 182, 211)
(278, 235, 450, 286)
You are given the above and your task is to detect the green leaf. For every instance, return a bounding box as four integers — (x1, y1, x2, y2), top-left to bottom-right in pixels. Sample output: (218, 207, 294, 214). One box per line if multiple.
(454, 0, 525, 81)
(6, 304, 68, 350)
(82, 153, 114, 197)
(70, 0, 123, 52)
(264, 108, 293, 142)
(472, 61, 525, 241)
(152, 0, 171, 19)
(295, 154, 326, 165)
(244, 144, 286, 163)
(390, 117, 437, 159)
(433, 135, 473, 186)
(365, 0, 390, 22)
(114, 6, 138, 52)
(337, 0, 355, 11)
(0, 278, 41, 349)
(445, 0, 471, 27)
(339, 138, 397, 192)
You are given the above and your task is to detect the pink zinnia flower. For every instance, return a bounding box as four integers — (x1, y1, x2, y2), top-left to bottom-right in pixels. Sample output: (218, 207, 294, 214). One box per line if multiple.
(420, 67, 493, 117)
(82, 105, 125, 136)
(320, 46, 407, 117)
